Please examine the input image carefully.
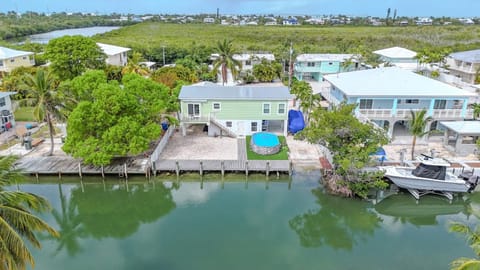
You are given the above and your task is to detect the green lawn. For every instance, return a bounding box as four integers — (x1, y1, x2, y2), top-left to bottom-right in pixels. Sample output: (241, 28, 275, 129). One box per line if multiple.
(14, 106, 36, 122)
(246, 135, 289, 160)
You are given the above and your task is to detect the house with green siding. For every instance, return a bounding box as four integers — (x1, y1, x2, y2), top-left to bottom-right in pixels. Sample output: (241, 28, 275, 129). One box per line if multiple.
(178, 83, 292, 137)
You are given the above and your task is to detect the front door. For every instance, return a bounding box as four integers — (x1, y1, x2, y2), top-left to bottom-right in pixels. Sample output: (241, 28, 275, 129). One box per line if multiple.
(237, 121, 245, 136)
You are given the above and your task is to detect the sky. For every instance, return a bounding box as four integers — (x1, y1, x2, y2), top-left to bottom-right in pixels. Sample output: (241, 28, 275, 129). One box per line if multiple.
(2, 0, 480, 17)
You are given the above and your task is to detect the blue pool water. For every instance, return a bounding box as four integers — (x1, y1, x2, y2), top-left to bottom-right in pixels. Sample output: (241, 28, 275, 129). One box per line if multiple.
(252, 132, 280, 147)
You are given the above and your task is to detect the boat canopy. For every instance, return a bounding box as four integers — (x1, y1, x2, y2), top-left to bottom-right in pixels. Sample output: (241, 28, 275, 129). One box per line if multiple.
(412, 163, 446, 180)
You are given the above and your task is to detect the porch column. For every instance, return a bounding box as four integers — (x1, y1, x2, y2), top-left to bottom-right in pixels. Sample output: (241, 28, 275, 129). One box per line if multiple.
(283, 119, 288, 136)
(391, 98, 398, 116)
(428, 98, 435, 117)
(387, 120, 395, 139)
(461, 98, 468, 118)
(355, 98, 360, 114)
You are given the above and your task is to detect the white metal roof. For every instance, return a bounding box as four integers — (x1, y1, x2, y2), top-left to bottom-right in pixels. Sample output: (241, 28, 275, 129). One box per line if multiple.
(440, 121, 480, 134)
(0, 92, 17, 98)
(373, 46, 417, 59)
(96, 43, 131, 56)
(233, 53, 275, 61)
(449, 49, 480, 63)
(296, 53, 354, 62)
(179, 84, 291, 100)
(324, 67, 475, 98)
(0, 47, 33, 60)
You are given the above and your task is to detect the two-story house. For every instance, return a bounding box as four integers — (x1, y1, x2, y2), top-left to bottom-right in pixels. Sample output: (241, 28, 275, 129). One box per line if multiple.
(97, 43, 131, 67)
(322, 67, 475, 138)
(178, 83, 292, 137)
(294, 54, 355, 82)
(373, 47, 418, 71)
(0, 47, 35, 73)
(445, 49, 480, 85)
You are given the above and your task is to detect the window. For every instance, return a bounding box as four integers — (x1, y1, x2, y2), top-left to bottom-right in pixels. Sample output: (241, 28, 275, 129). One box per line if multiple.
(359, 99, 373, 109)
(10, 59, 14, 63)
(434, 99, 446, 109)
(278, 103, 286, 114)
(226, 121, 232, 127)
(251, 122, 258, 132)
(307, 62, 315, 67)
(0, 98, 5, 107)
(246, 60, 252, 66)
(405, 99, 419, 104)
(187, 103, 200, 117)
(22, 56, 27, 60)
(212, 102, 221, 111)
(263, 103, 271, 114)
(0, 60, 3, 67)
(453, 100, 464, 109)
(328, 62, 333, 65)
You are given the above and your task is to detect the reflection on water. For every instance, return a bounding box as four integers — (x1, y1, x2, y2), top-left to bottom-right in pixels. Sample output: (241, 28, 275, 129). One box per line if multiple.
(18, 176, 479, 270)
(25, 26, 120, 44)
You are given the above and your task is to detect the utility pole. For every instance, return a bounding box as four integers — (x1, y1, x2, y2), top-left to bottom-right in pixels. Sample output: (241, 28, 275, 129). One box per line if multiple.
(288, 42, 293, 90)
(162, 45, 166, 66)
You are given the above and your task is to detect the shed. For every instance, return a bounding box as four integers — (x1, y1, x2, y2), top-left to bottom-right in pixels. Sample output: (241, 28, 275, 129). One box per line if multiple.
(440, 121, 480, 155)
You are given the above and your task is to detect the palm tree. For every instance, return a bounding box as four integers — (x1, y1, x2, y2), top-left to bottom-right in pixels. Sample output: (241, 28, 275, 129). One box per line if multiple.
(471, 103, 480, 119)
(408, 109, 433, 160)
(449, 221, 480, 270)
(0, 155, 59, 270)
(121, 52, 150, 76)
(212, 39, 242, 85)
(21, 68, 64, 156)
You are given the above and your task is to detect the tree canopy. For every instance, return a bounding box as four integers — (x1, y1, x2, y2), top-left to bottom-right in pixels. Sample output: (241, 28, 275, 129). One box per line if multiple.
(300, 104, 389, 198)
(45, 35, 106, 80)
(62, 73, 174, 165)
(252, 58, 282, 82)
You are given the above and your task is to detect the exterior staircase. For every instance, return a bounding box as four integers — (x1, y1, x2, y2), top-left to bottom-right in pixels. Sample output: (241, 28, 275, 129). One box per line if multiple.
(210, 118, 237, 138)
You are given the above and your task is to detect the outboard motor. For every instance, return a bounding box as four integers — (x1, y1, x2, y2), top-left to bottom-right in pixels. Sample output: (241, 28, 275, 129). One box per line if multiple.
(467, 175, 480, 192)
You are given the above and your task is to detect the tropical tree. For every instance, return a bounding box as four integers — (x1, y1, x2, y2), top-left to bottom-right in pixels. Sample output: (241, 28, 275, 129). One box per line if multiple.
(449, 221, 480, 269)
(121, 52, 150, 76)
(408, 109, 433, 160)
(252, 58, 283, 82)
(290, 79, 320, 125)
(212, 39, 242, 85)
(300, 104, 389, 198)
(21, 68, 65, 156)
(45, 35, 106, 80)
(0, 155, 58, 270)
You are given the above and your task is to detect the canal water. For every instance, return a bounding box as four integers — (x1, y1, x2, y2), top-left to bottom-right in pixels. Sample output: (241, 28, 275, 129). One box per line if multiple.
(20, 172, 478, 270)
(25, 26, 120, 44)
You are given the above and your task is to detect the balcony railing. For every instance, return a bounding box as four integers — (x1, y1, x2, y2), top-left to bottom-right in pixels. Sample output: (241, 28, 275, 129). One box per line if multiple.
(179, 115, 210, 123)
(356, 108, 473, 119)
(294, 65, 320, 73)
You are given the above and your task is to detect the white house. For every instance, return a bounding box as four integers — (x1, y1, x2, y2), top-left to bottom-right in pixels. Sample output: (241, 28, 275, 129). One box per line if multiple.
(322, 67, 475, 138)
(203, 17, 215, 24)
(373, 47, 418, 71)
(0, 92, 17, 130)
(445, 49, 480, 85)
(96, 43, 131, 67)
(0, 47, 35, 73)
(233, 53, 275, 71)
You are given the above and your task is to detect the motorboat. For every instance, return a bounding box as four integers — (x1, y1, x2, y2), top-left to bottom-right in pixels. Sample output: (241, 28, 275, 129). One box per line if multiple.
(383, 154, 478, 200)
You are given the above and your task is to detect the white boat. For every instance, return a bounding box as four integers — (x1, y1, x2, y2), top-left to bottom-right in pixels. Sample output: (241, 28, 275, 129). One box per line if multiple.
(383, 154, 478, 200)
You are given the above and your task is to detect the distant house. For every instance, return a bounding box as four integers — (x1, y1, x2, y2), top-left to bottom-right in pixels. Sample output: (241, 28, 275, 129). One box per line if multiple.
(416, 17, 433, 25)
(373, 47, 418, 71)
(446, 49, 480, 85)
(0, 92, 17, 130)
(96, 43, 131, 67)
(0, 46, 35, 73)
(322, 67, 475, 138)
(294, 54, 356, 82)
(265, 21, 277, 26)
(459, 18, 475, 25)
(203, 17, 215, 24)
(233, 53, 275, 71)
(283, 18, 299, 25)
(178, 83, 292, 137)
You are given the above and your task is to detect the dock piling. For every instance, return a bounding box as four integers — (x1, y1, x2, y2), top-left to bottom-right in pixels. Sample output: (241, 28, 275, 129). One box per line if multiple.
(245, 161, 249, 176)
(175, 160, 180, 177)
(221, 161, 225, 177)
(199, 161, 203, 176)
(266, 161, 270, 177)
(78, 163, 83, 179)
(124, 163, 128, 180)
(289, 161, 293, 176)
(101, 165, 105, 179)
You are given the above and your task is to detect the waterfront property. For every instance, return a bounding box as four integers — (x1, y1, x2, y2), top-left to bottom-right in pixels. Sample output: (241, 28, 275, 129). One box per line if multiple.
(96, 43, 131, 67)
(178, 82, 292, 137)
(322, 67, 475, 138)
(373, 46, 418, 71)
(0, 46, 35, 72)
(294, 53, 355, 82)
(446, 49, 480, 85)
(440, 121, 480, 155)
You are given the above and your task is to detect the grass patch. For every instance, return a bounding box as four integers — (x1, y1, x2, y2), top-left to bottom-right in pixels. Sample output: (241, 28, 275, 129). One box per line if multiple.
(246, 135, 289, 160)
(14, 106, 36, 122)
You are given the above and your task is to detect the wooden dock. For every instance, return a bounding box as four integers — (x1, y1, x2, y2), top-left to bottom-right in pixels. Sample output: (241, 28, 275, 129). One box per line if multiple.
(15, 156, 150, 178)
(156, 159, 292, 176)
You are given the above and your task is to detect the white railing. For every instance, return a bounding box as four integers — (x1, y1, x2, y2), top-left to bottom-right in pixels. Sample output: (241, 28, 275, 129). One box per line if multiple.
(150, 125, 176, 162)
(356, 108, 472, 119)
(320, 88, 341, 106)
(179, 115, 210, 123)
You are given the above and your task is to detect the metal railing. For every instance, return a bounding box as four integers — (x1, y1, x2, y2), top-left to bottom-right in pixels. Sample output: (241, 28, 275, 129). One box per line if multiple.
(356, 108, 473, 119)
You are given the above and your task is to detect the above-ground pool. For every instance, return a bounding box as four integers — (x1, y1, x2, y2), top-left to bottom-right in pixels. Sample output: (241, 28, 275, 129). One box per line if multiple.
(250, 132, 281, 155)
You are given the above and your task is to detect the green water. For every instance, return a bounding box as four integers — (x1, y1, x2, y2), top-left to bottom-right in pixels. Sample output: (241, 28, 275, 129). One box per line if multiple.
(19, 173, 479, 270)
